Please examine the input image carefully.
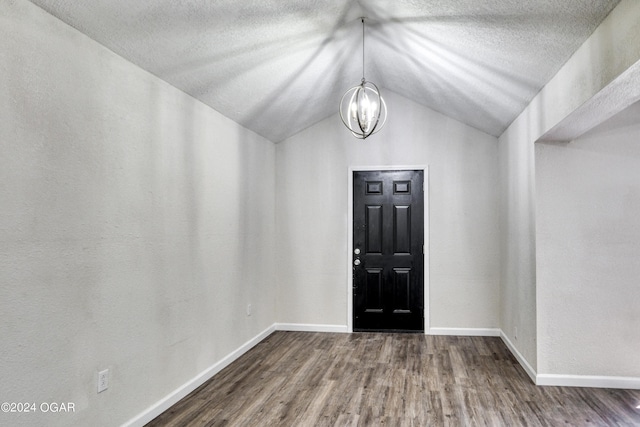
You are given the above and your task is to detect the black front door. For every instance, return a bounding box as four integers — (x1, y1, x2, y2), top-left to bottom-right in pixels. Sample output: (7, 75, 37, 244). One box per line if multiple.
(353, 170, 424, 332)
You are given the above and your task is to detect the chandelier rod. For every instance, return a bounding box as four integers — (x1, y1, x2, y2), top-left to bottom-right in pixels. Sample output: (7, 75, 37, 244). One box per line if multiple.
(361, 17, 365, 82)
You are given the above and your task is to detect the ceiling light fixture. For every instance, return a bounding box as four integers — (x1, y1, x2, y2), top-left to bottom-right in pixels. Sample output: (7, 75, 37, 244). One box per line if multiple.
(340, 17, 387, 139)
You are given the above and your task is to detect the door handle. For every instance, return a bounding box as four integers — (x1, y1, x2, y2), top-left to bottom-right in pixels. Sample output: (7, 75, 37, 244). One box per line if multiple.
(354, 258, 361, 266)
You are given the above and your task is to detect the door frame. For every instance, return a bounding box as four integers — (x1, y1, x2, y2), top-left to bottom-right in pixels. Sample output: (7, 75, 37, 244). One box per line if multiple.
(347, 165, 430, 334)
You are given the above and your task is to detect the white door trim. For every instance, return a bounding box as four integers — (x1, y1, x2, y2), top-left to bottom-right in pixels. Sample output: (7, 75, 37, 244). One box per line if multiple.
(347, 165, 430, 333)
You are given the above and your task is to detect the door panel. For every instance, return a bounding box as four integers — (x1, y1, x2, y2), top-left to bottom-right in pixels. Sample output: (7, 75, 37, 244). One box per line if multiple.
(365, 268, 384, 312)
(366, 206, 383, 253)
(393, 205, 411, 254)
(353, 170, 424, 332)
(392, 267, 412, 313)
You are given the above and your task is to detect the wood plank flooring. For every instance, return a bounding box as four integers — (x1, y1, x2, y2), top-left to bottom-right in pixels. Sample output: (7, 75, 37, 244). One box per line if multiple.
(147, 332, 640, 426)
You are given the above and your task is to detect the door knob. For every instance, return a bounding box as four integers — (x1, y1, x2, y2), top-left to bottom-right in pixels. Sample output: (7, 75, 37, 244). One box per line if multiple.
(354, 248, 361, 255)
(354, 258, 361, 266)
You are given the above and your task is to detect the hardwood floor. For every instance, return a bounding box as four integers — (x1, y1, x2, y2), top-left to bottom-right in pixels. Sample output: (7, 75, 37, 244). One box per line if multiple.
(147, 332, 640, 426)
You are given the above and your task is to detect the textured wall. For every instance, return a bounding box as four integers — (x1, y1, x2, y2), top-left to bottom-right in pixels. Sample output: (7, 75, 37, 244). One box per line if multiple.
(0, 1, 276, 426)
(497, 115, 538, 370)
(276, 90, 501, 331)
(498, 0, 640, 374)
(536, 104, 640, 377)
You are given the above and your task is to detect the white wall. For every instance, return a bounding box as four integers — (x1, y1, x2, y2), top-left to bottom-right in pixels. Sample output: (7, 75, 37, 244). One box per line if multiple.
(498, 112, 538, 370)
(276, 90, 500, 331)
(536, 103, 640, 377)
(0, 1, 276, 426)
(498, 119, 538, 370)
(3, 2, 638, 425)
(498, 0, 640, 374)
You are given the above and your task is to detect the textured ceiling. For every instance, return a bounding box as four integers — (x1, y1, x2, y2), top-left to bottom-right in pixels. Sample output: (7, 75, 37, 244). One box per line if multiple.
(27, 0, 620, 142)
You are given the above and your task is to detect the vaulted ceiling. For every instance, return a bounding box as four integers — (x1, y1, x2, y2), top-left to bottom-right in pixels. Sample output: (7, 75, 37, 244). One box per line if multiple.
(27, 0, 620, 142)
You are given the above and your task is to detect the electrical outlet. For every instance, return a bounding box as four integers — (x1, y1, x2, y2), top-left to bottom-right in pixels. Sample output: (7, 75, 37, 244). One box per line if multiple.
(98, 369, 109, 393)
(247, 304, 252, 317)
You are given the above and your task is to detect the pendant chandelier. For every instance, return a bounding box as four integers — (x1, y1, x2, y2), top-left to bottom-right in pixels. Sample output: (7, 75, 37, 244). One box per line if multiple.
(340, 18, 387, 139)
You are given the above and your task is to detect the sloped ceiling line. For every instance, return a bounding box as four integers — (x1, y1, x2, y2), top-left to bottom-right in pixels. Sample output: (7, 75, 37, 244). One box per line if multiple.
(27, 0, 620, 142)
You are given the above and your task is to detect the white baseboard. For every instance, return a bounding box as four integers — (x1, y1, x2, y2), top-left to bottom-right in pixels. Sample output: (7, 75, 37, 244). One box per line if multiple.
(428, 327, 501, 337)
(122, 324, 276, 427)
(275, 323, 349, 333)
(426, 328, 538, 385)
(498, 332, 640, 390)
(124, 323, 639, 426)
(427, 327, 537, 384)
(499, 331, 538, 384)
(536, 374, 640, 389)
